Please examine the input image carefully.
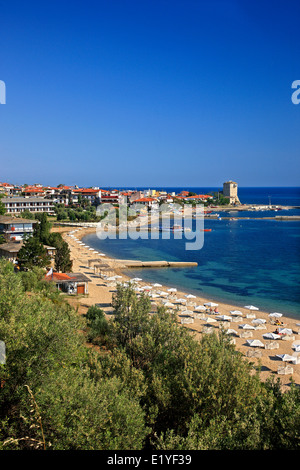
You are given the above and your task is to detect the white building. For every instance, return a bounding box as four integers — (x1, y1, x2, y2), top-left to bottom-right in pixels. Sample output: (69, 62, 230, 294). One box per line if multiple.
(2, 197, 55, 215)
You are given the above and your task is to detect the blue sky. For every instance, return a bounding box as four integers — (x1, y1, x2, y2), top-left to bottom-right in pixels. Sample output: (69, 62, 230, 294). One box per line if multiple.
(0, 0, 299, 187)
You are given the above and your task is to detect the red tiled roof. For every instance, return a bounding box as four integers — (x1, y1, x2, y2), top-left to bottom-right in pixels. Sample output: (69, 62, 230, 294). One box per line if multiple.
(24, 188, 44, 192)
(133, 197, 156, 202)
(45, 272, 72, 281)
(73, 188, 99, 193)
(185, 194, 211, 199)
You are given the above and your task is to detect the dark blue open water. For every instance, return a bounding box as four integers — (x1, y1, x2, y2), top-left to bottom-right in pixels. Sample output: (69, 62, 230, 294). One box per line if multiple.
(83, 188, 300, 319)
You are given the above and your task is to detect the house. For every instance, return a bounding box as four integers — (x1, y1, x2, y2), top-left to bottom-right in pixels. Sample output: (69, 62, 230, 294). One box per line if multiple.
(0, 240, 56, 262)
(130, 197, 159, 209)
(0, 182, 15, 195)
(158, 193, 174, 203)
(100, 190, 125, 205)
(73, 188, 101, 205)
(0, 215, 38, 241)
(22, 186, 46, 197)
(2, 197, 55, 215)
(0, 241, 24, 262)
(185, 194, 213, 202)
(45, 271, 90, 295)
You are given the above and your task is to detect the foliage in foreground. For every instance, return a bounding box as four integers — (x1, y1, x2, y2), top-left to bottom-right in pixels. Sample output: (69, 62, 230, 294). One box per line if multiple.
(0, 260, 299, 450)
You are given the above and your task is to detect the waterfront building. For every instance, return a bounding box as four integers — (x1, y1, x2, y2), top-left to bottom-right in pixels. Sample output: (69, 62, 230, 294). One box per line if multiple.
(2, 197, 55, 215)
(44, 271, 90, 295)
(0, 240, 56, 262)
(0, 215, 38, 241)
(222, 181, 240, 205)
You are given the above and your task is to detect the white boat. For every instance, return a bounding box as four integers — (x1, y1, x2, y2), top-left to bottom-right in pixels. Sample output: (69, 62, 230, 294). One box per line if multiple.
(161, 224, 191, 232)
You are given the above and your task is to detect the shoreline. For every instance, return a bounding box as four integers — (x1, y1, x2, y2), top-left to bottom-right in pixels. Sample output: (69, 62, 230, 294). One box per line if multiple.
(54, 224, 300, 391)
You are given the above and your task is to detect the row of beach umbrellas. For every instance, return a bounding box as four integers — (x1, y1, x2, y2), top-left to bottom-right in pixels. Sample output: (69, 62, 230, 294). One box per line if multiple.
(66, 230, 299, 368)
(67, 230, 107, 257)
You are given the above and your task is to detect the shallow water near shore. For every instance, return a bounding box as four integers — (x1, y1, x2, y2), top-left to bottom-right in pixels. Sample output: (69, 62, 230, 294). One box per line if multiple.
(83, 215, 300, 319)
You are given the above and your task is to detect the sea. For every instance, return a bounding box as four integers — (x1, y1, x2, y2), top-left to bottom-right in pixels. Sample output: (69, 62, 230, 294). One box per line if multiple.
(83, 187, 300, 319)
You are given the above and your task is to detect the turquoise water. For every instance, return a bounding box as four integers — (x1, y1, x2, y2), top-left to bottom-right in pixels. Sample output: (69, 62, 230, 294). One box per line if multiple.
(82, 188, 300, 319)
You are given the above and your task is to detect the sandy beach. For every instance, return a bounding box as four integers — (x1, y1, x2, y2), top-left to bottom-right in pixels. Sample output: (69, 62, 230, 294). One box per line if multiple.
(53, 224, 300, 391)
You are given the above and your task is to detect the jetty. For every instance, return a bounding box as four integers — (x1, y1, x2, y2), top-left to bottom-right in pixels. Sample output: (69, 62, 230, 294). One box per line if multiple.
(110, 260, 197, 269)
(87, 258, 198, 269)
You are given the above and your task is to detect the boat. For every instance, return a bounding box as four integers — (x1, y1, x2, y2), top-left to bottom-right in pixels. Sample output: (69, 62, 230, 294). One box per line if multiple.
(201, 228, 212, 232)
(160, 225, 191, 232)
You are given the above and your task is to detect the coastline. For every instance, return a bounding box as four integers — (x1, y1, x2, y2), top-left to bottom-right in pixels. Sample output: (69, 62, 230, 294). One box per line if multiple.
(54, 224, 300, 391)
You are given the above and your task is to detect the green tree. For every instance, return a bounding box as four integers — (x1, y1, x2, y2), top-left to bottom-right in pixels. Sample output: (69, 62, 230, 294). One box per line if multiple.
(0, 260, 147, 450)
(56, 209, 68, 221)
(34, 213, 51, 243)
(0, 196, 6, 215)
(84, 305, 111, 344)
(54, 239, 72, 272)
(108, 285, 300, 450)
(17, 236, 51, 270)
(19, 209, 34, 219)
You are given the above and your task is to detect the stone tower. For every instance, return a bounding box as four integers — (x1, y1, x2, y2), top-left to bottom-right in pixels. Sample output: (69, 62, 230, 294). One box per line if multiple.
(223, 181, 240, 205)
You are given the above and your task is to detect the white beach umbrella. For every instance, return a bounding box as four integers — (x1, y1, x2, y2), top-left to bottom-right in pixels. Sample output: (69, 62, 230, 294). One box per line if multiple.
(216, 315, 232, 322)
(230, 310, 243, 316)
(164, 302, 175, 308)
(98, 253, 106, 256)
(226, 329, 238, 335)
(158, 291, 169, 296)
(168, 288, 177, 292)
(269, 312, 283, 318)
(175, 298, 187, 303)
(194, 305, 206, 311)
(278, 328, 293, 336)
(185, 294, 196, 299)
(152, 283, 162, 287)
(132, 277, 143, 282)
(244, 305, 259, 311)
(252, 318, 267, 325)
(204, 317, 217, 323)
(183, 310, 194, 316)
(276, 354, 296, 363)
(239, 324, 255, 330)
(247, 339, 265, 348)
(263, 332, 281, 340)
(292, 344, 300, 352)
(142, 285, 153, 290)
(204, 302, 218, 307)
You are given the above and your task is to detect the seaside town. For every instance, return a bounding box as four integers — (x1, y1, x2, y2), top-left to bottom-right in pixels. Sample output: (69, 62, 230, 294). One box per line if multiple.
(0, 178, 299, 397)
(2, 0, 300, 454)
